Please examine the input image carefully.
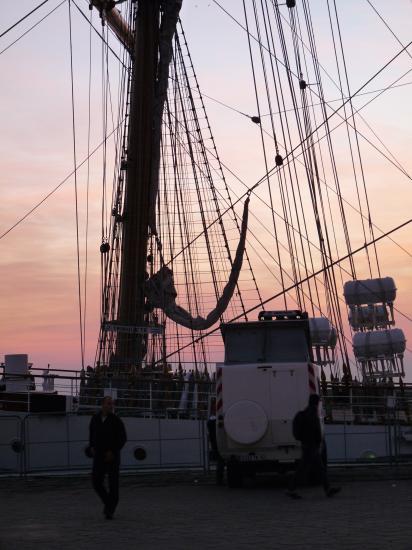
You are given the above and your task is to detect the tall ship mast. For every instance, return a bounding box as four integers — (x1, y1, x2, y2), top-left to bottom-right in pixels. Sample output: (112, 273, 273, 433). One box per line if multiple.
(94, 0, 183, 369)
(100, 1, 181, 368)
(94, 0, 251, 375)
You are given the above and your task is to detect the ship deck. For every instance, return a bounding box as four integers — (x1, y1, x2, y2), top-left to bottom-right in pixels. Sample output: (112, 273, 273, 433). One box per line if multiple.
(1, 470, 411, 549)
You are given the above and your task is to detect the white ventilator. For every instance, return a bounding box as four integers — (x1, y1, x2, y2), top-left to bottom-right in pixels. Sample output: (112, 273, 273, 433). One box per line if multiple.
(4, 354, 35, 393)
(42, 370, 55, 392)
(4, 354, 28, 375)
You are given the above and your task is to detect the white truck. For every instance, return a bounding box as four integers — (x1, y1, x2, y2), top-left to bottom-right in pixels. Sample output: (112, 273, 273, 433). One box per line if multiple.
(215, 310, 322, 488)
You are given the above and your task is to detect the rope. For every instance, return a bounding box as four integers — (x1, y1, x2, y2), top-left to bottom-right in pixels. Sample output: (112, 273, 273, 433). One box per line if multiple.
(166, 98, 412, 352)
(83, 6, 93, 368)
(294, 3, 352, 367)
(199, 81, 412, 120)
(96, 1, 135, 367)
(332, 0, 380, 277)
(0, 1, 66, 57)
(178, 20, 264, 314)
(257, 39, 412, 184)
(275, 1, 350, 362)
(0, 0, 50, 39)
(68, 0, 84, 369)
(0, 121, 124, 241)
(71, 0, 129, 69)
(242, 0, 288, 308)
(367, 0, 412, 63)
(213, 0, 412, 183)
(161, 217, 412, 362)
(277, 5, 411, 181)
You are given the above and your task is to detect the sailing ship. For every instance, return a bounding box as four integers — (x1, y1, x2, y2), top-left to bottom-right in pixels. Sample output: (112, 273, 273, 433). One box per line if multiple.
(1, 0, 411, 429)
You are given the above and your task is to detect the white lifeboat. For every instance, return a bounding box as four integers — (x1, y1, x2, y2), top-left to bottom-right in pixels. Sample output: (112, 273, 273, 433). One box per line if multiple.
(344, 277, 396, 306)
(353, 328, 406, 360)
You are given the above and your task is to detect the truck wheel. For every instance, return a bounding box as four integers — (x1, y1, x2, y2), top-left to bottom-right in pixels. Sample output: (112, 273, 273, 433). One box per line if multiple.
(227, 462, 242, 488)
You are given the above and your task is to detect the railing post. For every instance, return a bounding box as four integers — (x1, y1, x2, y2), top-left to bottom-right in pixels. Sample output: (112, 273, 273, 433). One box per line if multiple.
(20, 415, 25, 477)
(23, 415, 29, 477)
(343, 403, 348, 464)
(158, 416, 162, 467)
(66, 413, 71, 471)
(201, 417, 208, 472)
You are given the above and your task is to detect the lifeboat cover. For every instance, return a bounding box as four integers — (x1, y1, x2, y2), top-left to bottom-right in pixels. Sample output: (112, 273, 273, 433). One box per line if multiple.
(353, 328, 406, 359)
(343, 277, 396, 306)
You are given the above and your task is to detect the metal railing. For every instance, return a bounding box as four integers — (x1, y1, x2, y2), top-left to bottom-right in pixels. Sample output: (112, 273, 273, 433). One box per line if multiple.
(0, 367, 215, 417)
(321, 382, 412, 426)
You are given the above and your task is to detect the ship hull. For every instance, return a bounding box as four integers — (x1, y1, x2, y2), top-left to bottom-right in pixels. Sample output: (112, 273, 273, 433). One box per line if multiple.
(1, 412, 411, 476)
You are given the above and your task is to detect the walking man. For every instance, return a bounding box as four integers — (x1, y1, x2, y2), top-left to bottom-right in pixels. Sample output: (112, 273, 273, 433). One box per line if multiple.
(89, 395, 127, 519)
(287, 393, 340, 499)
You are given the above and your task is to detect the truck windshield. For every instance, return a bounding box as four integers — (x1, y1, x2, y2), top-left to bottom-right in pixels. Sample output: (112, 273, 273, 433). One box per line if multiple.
(224, 326, 309, 363)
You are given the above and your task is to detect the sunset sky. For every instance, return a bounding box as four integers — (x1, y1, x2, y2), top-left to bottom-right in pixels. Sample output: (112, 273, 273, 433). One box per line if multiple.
(1, 0, 411, 379)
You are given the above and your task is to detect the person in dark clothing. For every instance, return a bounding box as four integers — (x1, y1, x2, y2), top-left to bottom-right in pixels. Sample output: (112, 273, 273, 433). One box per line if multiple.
(207, 416, 225, 485)
(89, 396, 127, 519)
(287, 394, 341, 499)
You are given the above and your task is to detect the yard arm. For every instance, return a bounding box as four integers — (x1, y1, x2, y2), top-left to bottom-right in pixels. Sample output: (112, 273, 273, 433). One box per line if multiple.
(90, 0, 134, 54)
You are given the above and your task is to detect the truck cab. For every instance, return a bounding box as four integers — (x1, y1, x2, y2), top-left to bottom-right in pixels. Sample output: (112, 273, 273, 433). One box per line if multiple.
(216, 310, 320, 487)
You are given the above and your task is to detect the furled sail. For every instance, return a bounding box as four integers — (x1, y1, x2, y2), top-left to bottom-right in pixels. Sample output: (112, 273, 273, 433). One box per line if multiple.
(145, 197, 250, 329)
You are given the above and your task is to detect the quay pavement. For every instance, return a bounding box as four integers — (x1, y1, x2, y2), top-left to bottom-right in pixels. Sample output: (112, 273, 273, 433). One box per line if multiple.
(1, 470, 411, 549)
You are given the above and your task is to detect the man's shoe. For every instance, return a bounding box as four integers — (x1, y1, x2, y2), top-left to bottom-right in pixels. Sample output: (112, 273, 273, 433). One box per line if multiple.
(286, 490, 302, 500)
(326, 487, 341, 498)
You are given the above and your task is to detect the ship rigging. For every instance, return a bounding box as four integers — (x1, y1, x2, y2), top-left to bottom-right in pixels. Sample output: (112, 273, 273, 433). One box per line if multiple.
(1, 0, 411, 385)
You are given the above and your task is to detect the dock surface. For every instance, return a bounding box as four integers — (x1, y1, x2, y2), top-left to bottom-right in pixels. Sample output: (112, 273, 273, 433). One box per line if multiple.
(1, 471, 411, 549)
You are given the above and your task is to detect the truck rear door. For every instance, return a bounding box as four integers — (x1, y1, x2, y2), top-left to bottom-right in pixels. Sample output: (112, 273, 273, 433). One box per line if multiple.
(269, 365, 308, 445)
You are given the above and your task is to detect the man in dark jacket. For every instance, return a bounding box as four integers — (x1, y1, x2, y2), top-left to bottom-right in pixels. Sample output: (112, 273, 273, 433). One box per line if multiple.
(89, 396, 127, 519)
(287, 393, 340, 499)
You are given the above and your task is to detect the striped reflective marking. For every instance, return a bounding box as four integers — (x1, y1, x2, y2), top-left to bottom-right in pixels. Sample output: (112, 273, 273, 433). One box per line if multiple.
(308, 363, 317, 393)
